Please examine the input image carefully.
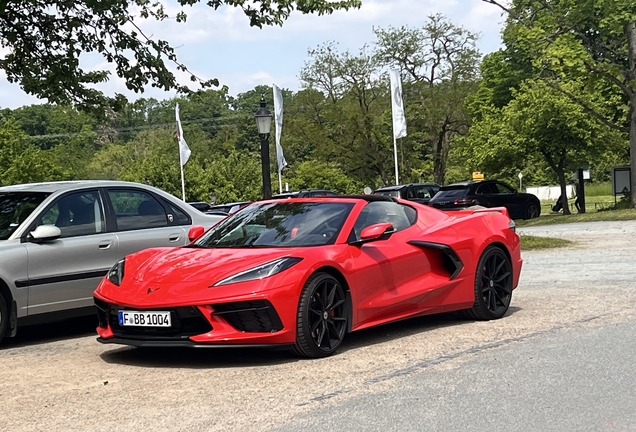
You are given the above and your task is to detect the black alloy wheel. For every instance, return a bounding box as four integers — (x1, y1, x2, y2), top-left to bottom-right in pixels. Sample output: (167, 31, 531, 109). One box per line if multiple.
(0, 294, 8, 344)
(463, 246, 513, 320)
(294, 272, 348, 358)
(526, 202, 540, 219)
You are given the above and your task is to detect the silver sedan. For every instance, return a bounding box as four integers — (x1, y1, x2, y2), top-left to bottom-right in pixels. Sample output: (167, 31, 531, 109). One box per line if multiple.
(0, 180, 224, 344)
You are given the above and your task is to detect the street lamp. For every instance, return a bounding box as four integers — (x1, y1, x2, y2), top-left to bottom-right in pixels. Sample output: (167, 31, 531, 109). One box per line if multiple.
(255, 96, 272, 199)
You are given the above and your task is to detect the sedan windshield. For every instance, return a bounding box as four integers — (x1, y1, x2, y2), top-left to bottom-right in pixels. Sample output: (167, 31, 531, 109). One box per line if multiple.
(193, 201, 354, 248)
(0, 192, 50, 240)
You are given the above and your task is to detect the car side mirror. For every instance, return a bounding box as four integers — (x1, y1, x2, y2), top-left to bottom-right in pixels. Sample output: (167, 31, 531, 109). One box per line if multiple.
(358, 222, 395, 243)
(29, 225, 62, 243)
(188, 225, 205, 242)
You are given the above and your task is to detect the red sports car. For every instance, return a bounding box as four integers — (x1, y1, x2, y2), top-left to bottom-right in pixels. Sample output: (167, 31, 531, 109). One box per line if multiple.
(94, 196, 522, 358)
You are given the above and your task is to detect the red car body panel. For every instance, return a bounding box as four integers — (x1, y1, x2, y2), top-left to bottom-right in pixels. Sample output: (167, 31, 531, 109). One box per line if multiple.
(94, 198, 522, 348)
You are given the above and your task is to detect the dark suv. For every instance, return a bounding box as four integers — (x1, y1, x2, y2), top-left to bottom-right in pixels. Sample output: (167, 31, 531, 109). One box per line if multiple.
(428, 180, 541, 220)
(373, 183, 440, 205)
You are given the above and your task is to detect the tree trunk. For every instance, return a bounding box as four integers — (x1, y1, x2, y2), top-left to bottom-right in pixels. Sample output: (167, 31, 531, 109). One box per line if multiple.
(626, 22, 636, 208)
(556, 169, 571, 215)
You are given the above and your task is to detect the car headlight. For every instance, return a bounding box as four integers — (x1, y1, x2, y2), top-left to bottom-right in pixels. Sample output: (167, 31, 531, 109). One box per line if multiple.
(107, 259, 125, 286)
(212, 257, 303, 287)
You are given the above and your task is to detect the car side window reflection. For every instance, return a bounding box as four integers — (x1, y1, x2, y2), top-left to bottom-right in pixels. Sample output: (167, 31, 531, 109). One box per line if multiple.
(39, 191, 104, 238)
(108, 189, 168, 231)
(351, 202, 416, 241)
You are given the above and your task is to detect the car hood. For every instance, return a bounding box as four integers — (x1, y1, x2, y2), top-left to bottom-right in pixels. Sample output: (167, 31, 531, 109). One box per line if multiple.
(126, 246, 294, 286)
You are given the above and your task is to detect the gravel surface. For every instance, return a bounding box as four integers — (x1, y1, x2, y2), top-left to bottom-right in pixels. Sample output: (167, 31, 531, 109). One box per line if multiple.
(2, 220, 635, 432)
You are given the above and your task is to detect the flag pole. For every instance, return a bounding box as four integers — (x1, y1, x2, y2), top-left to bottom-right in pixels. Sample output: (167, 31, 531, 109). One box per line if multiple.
(180, 158, 186, 201)
(278, 171, 283, 194)
(393, 136, 399, 185)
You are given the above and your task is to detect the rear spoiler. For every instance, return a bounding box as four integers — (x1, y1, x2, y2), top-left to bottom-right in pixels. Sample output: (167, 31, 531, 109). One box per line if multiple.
(472, 206, 509, 218)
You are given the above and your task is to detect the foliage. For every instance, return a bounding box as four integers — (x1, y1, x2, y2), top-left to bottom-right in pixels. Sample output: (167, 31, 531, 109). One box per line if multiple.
(284, 160, 364, 194)
(0, 0, 361, 112)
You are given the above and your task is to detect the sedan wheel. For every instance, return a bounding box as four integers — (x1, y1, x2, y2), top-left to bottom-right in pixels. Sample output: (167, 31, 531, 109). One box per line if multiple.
(526, 202, 540, 219)
(463, 246, 513, 320)
(294, 273, 348, 358)
(0, 295, 8, 344)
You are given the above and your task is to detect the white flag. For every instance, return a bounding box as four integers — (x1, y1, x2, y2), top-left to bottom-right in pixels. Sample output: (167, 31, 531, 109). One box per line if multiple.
(389, 69, 407, 140)
(175, 103, 191, 166)
(273, 84, 287, 173)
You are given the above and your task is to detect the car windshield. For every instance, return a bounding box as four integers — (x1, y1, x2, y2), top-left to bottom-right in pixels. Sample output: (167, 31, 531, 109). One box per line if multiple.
(193, 201, 354, 248)
(0, 192, 50, 240)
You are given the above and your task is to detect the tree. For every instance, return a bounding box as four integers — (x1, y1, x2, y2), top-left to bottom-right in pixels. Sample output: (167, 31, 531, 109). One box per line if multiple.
(463, 80, 625, 214)
(0, 0, 361, 112)
(483, 0, 636, 207)
(374, 15, 481, 185)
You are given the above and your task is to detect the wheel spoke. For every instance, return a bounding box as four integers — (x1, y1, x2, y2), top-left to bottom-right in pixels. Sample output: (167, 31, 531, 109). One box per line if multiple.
(326, 284, 337, 309)
(328, 299, 345, 312)
(495, 271, 511, 283)
(315, 321, 327, 347)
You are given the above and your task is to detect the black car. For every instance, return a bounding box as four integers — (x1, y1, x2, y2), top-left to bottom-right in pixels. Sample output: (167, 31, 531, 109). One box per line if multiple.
(428, 180, 541, 220)
(373, 183, 440, 205)
(272, 189, 338, 199)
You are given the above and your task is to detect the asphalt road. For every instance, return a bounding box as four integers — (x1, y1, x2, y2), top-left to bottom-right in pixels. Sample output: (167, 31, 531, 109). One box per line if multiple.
(1, 220, 635, 431)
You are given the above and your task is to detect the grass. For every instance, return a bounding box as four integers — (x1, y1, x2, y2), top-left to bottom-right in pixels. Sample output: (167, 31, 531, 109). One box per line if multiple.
(518, 208, 636, 227)
(520, 234, 575, 250)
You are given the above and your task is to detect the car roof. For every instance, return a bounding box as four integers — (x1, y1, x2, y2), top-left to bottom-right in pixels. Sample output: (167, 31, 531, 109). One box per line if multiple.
(440, 180, 498, 189)
(374, 183, 439, 192)
(263, 195, 397, 204)
(0, 180, 154, 194)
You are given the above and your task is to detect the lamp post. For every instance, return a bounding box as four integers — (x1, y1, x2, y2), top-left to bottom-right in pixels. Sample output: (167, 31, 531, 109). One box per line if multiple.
(255, 97, 272, 199)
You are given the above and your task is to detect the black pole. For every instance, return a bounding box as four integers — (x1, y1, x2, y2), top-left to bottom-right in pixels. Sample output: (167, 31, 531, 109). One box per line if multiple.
(577, 168, 586, 214)
(260, 133, 272, 199)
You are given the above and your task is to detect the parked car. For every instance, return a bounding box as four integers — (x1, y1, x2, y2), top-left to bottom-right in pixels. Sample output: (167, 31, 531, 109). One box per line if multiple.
(373, 183, 440, 204)
(428, 180, 541, 220)
(0, 180, 224, 343)
(272, 189, 337, 199)
(94, 195, 521, 358)
(207, 201, 252, 215)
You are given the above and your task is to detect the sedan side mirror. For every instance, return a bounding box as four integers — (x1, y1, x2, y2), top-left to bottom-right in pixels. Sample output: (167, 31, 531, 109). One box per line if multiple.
(29, 225, 62, 243)
(188, 225, 205, 242)
(358, 222, 395, 243)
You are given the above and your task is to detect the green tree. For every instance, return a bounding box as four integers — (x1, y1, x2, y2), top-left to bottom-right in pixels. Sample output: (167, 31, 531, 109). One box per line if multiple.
(374, 15, 481, 185)
(0, 0, 360, 112)
(463, 80, 625, 214)
(483, 0, 636, 207)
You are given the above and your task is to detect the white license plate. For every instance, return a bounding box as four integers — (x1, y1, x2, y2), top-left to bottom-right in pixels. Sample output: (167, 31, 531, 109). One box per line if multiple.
(118, 310, 172, 327)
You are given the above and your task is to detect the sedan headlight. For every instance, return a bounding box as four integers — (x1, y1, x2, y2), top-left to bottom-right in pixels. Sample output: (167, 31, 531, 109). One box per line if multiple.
(107, 259, 125, 286)
(212, 257, 303, 287)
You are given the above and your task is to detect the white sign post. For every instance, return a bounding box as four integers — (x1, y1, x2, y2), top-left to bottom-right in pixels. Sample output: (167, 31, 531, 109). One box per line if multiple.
(518, 172, 523, 190)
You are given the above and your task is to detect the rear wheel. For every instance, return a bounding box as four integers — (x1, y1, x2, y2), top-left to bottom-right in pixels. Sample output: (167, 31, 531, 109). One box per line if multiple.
(526, 202, 540, 219)
(462, 246, 513, 320)
(293, 273, 348, 358)
(0, 294, 8, 344)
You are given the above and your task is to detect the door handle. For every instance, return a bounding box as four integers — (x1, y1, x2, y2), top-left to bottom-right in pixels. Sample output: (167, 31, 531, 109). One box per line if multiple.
(169, 235, 181, 242)
(98, 241, 112, 250)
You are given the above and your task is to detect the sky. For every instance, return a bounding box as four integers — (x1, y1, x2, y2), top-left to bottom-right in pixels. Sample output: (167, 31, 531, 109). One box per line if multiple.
(0, 0, 507, 109)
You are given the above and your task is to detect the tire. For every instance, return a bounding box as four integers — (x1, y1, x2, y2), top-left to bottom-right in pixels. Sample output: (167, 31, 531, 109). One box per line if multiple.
(462, 246, 513, 320)
(0, 294, 8, 345)
(525, 202, 540, 219)
(293, 272, 348, 358)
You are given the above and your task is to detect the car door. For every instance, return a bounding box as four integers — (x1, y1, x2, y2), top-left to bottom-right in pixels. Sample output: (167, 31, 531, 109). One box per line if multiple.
(346, 201, 430, 327)
(24, 189, 118, 315)
(493, 182, 524, 219)
(105, 188, 189, 259)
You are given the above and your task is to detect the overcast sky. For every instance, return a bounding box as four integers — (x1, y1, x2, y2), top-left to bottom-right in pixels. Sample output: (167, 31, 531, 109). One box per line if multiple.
(0, 0, 507, 109)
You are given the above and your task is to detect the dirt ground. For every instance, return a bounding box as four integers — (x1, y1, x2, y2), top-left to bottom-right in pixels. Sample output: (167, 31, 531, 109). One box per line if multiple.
(2, 220, 635, 432)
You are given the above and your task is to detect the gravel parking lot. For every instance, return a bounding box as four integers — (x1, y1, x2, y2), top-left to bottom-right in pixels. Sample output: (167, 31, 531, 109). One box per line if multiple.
(2, 220, 635, 432)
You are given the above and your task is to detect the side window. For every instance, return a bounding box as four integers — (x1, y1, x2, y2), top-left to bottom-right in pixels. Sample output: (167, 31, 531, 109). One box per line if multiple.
(39, 191, 104, 238)
(495, 182, 515, 194)
(475, 184, 496, 195)
(351, 202, 416, 241)
(108, 189, 168, 231)
(163, 200, 191, 225)
(408, 187, 432, 199)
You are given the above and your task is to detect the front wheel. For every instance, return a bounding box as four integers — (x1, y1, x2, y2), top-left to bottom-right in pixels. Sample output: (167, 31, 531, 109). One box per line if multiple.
(0, 294, 8, 344)
(462, 246, 513, 320)
(293, 273, 348, 358)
